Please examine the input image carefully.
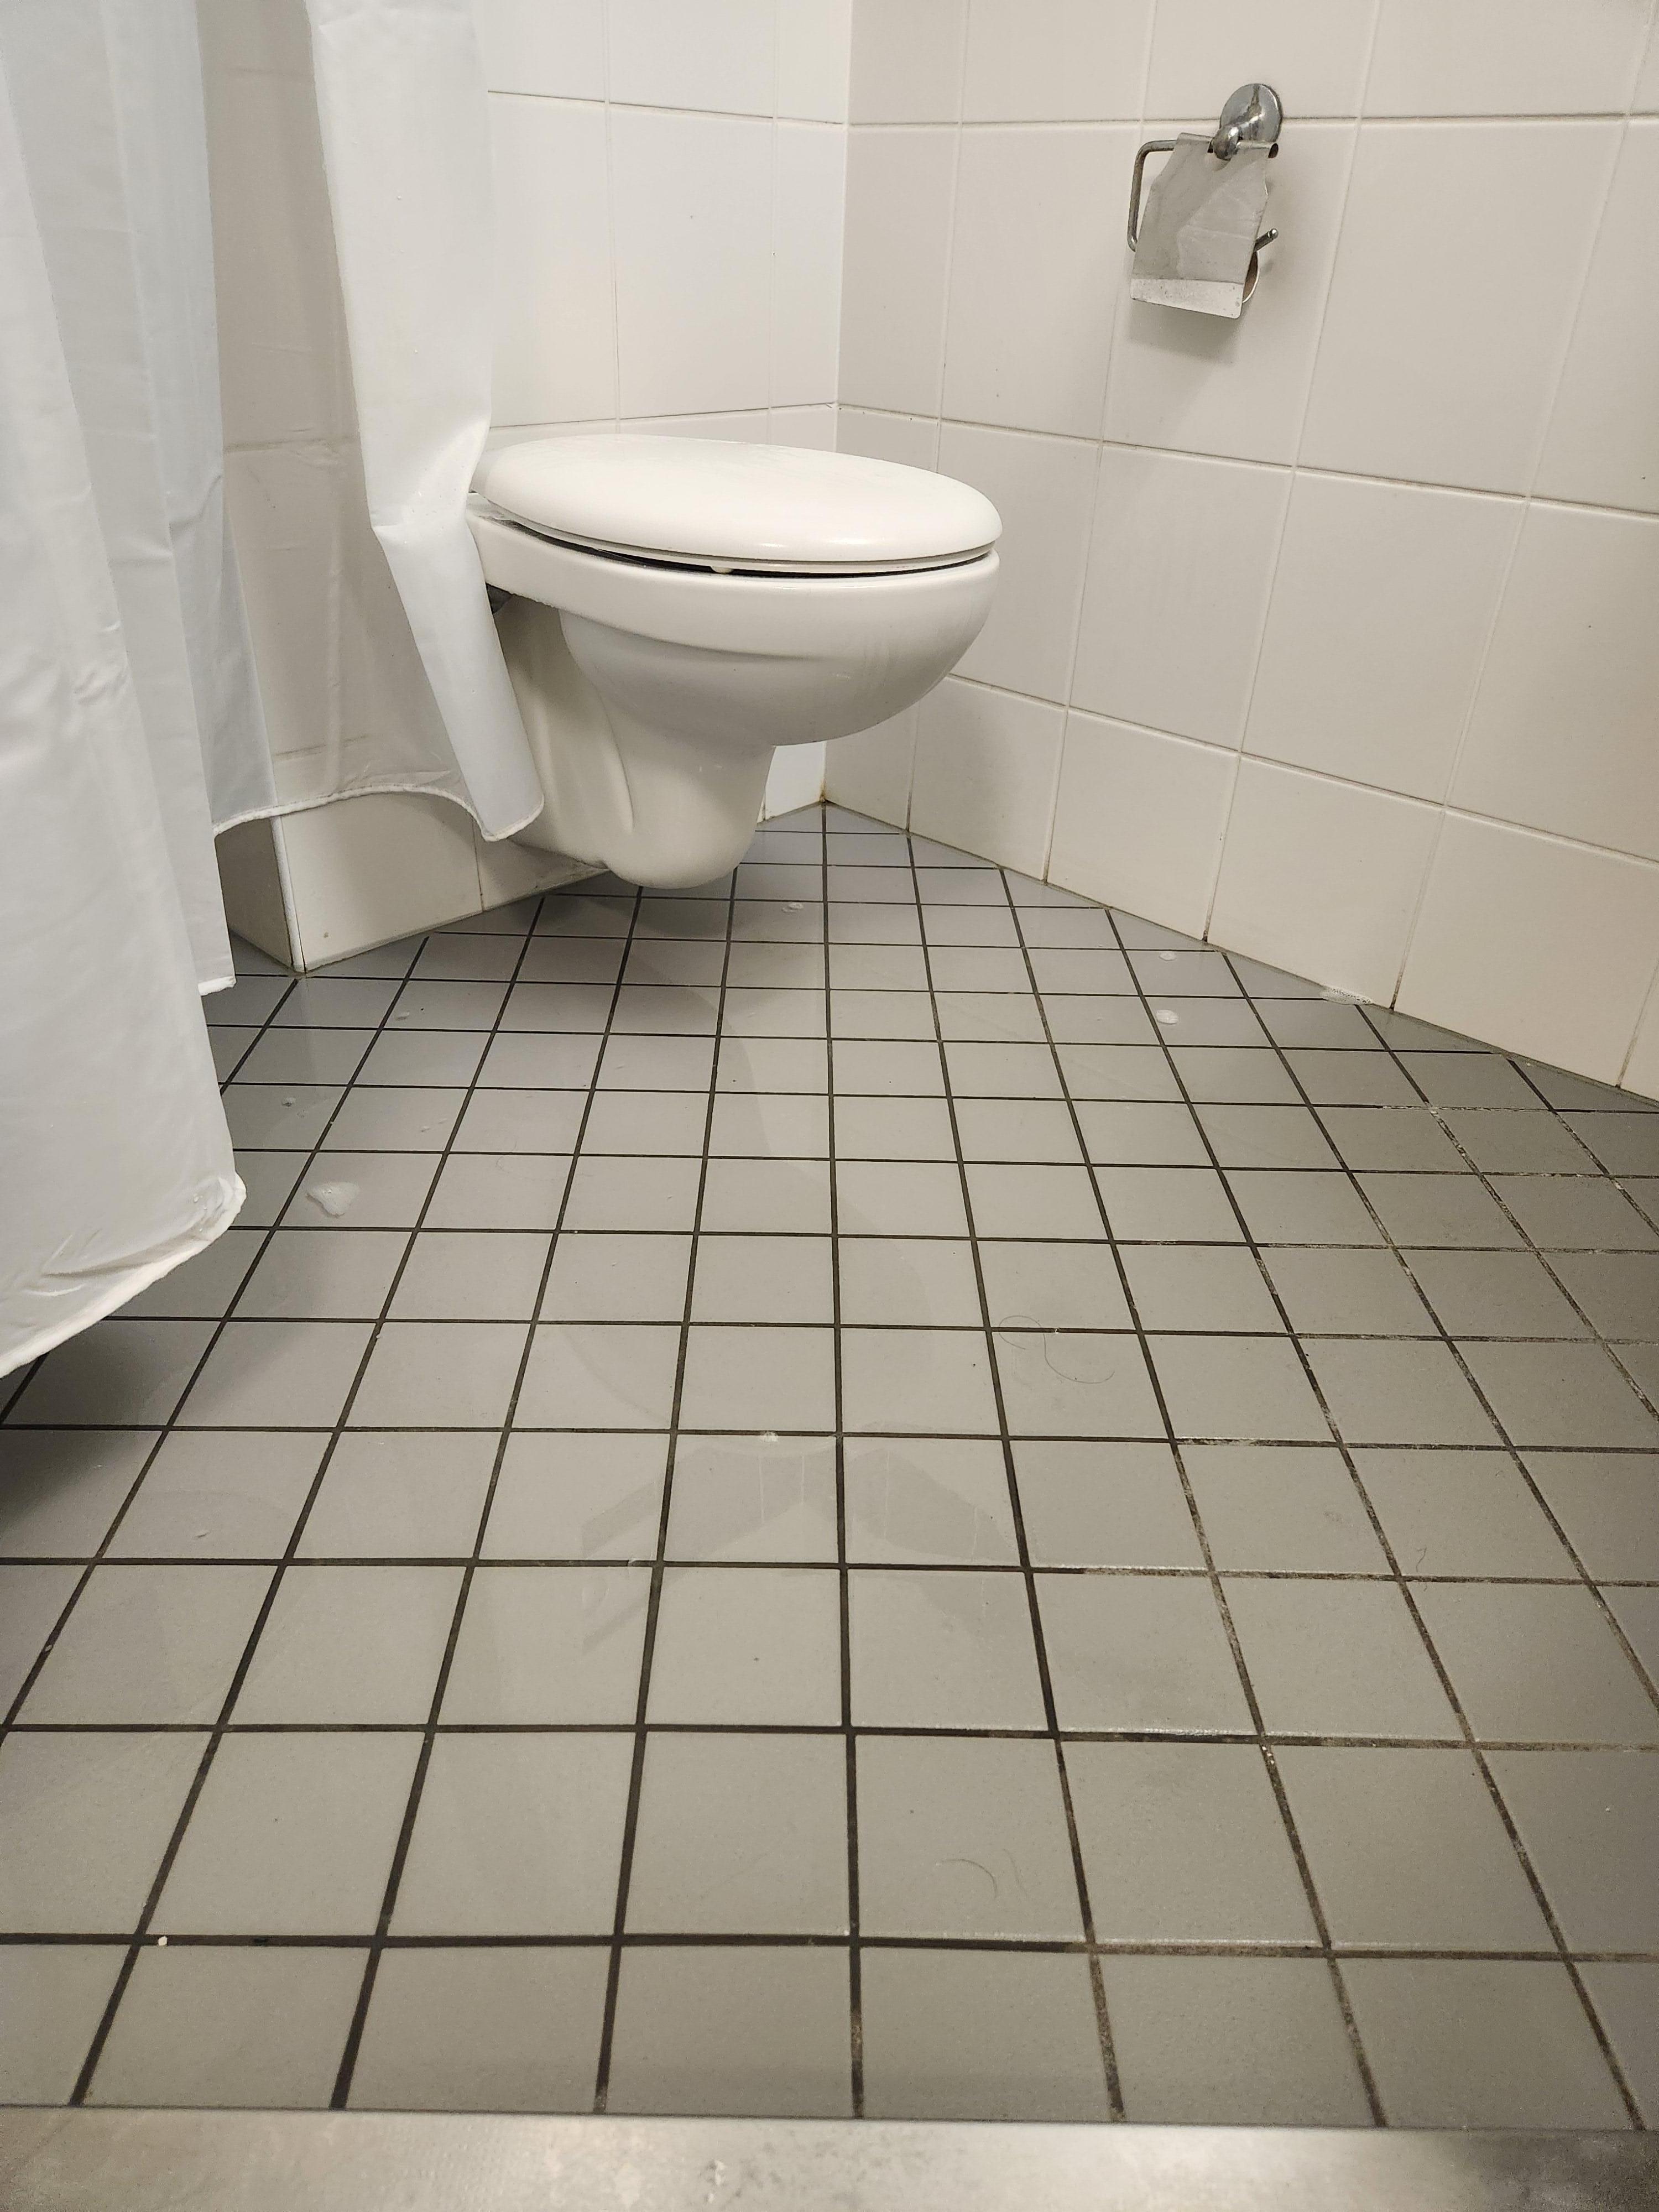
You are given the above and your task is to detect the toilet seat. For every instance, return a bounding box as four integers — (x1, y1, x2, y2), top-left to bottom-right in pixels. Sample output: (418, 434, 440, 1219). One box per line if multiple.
(476, 434, 1001, 577)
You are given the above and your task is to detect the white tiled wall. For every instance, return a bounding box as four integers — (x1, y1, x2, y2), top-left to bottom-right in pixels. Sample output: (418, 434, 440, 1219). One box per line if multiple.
(827, 0, 1659, 1097)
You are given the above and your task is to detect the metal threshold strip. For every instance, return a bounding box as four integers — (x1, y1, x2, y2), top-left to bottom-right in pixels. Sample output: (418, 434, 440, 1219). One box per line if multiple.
(2, 2112, 1656, 2211)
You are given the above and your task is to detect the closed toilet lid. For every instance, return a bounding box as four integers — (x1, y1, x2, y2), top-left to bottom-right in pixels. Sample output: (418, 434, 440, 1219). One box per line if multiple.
(476, 435, 1001, 576)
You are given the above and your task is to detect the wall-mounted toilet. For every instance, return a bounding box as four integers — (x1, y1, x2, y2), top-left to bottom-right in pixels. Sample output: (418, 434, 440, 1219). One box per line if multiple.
(468, 436, 1001, 888)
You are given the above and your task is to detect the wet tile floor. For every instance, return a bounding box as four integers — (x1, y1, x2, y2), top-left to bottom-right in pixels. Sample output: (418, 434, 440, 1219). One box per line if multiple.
(2, 802, 1657, 2128)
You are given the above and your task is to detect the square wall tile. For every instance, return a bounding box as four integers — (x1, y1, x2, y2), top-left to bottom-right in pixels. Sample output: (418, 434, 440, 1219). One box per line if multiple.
(1209, 761, 1438, 1008)
(823, 703, 919, 827)
(488, 99, 614, 425)
(772, 122, 846, 408)
(861, 1950, 1108, 2122)
(848, 0, 966, 121)
(963, 0, 1150, 121)
(839, 129, 954, 413)
(1364, 0, 1651, 116)
(778, 0, 852, 122)
(938, 425, 1097, 702)
(1048, 716, 1235, 939)
(1146, 1, 1374, 118)
(607, 0, 776, 114)
(909, 680, 1065, 879)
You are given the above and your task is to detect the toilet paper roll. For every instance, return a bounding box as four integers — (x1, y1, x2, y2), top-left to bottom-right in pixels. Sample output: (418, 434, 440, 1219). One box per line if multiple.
(1130, 134, 1271, 319)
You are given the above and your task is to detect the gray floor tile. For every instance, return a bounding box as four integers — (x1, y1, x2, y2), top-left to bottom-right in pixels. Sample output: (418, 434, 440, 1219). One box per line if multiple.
(1104, 1958, 1372, 2125)
(833, 1094, 954, 1160)
(392, 979, 509, 1030)
(665, 1435, 836, 1562)
(1073, 1100, 1208, 1165)
(393, 1732, 634, 1934)
(1404, 1249, 1589, 1339)
(979, 1243, 1131, 1329)
(106, 1433, 319, 1562)
(1141, 998, 1262, 1047)
(839, 1239, 984, 1327)
(995, 1328, 1165, 1439)
(1038, 1573, 1250, 1733)
(1014, 1441, 1202, 1568)
(944, 1041, 1061, 1100)
(1195, 1104, 1339, 1171)
(425, 1153, 571, 1232)
(708, 1089, 830, 1158)
(1068, 1741, 1314, 1942)
(348, 1322, 528, 1428)
(223, 1085, 342, 1150)
(1358, 1173, 1522, 1249)
(1227, 1171, 1384, 1246)
(1255, 1000, 1378, 1051)
(1566, 1113, 1659, 1176)
(1027, 946, 1134, 992)
(298, 1432, 497, 1557)
(627, 1733, 847, 1934)
(1306, 1339, 1500, 1447)
(441, 1566, 650, 1723)
(232, 1564, 459, 1724)
(233, 1153, 309, 1227)
(1400, 1053, 1540, 1110)
(535, 889, 633, 937)
(485, 1433, 668, 1561)
(1022, 906, 1117, 948)
(701, 1156, 831, 1233)
(924, 907, 1020, 950)
(0, 1730, 204, 1932)
(478, 1034, 598, 1089)
(828, 946, 929, 993)
(1355, 1449, 1577, 1578)
(1342, 1959, 1627, 2128)
(1169, 1047, 1299, 1106)
(1319, 1106, 1467, 1173)
(679, 1326, 836, 1431)
(236, 1029, 372, 1086)
(1131, 950, 1239, 997)
(1149, 1336, 1329, 1442)
(1122, 1246, 1284, 1333)
(1580, 1964, 1659, 2126)
(691, 1234, 833, 1323)
(1525, 1067, 1659, 1111)
(282, 1153, 440, 1231)
(123, 1230, 264, 1320)
(414, 933, 524, 982)
(90, 1946, 362, 2109)
(1057, 1045, 1182, 1102)
(516, 1324, 681, 1428)
(1276, 1746, 1550, 1948)
(388, 1231, 551, 1321)
(1458, 1340, 1659, 1448)
(327, 1088, 466, 1151)
(954, 1097, 1084, 1164)
(0, 1944, 127, 2102)
(11, 1321, 215, 1427)
(20, 1563, 269, 1725)
(1044, 995, 1159, 1046)
(842, 1328, 1000, 1434)
(963, 1162, 1101, 1239)
(1440, 1110, 1599, 1173)
(349, 1948, 609, 2113)
(607, 1947, 851, 2119)
(580, 1088, 706, 1155)
(861, 1950, 1107, 2122)
(235, 1229, 407, 1321)
(832, 988, 939, 1041)
(155, 1732, 419, 1936)
(1290, 1052, 1420, 1108)
(832, 1039, 942, 1095)
(1265, 1248, 1435, 1335)
(561, 1155, 700, 1233)
(276, 977, 399, 1028)
(0, 1430, 155, 1556)
(1489, 1750, 1659, 1950)
(1223, 1580, 1458, 1739)
(1551, 1252, 1659, 1340)
(718, 1037, 829, 1095)
(1186, 1445, 1386, 1572)
(176, 1322, 371, 1429)
(849, 1568, 1045, 1729)
(837, 1159, 967, 1237)
(1412, 1582, 1658, 1745)
(0, 1565, 79, 1707)
(358, 1032, 488, 1087)
(843, 1437, 1016, 1566)
(1524, 1451, 1659, 1579)
(1094, 1165, 1243, 1241)
(1491, 1175, 1659, 1252)
(646, 1566, 841, 1724)
(542, 1233, 691, 1323)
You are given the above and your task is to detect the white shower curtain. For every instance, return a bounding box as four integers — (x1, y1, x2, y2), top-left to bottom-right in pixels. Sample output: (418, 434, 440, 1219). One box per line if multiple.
(1, 2, 253, 1375)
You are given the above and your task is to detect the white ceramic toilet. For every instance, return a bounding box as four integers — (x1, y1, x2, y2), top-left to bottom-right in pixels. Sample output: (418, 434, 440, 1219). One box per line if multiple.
(468, 436, 1001, 887)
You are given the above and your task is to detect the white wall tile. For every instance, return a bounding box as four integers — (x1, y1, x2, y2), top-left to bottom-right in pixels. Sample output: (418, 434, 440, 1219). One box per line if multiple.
(226, 445, 342, 765)
(908, 679, 1065, 874)
(1209, 760, 1438, 1003)
(837, 409, 940, 467)
(216, 820, 295, 968)
(1535, 121, 1659, 516)
(839, 128, 956, 413)
(472, 0, 607, 97)
(936, 422, 1097, 702)
(1048, 714, 1234, 936)
(1452, 504, 1659, 863)
(961, 0, 1152, 123)
(281, 794, 484, 967)
(1364, 0, 1650, 118)
(763, 742, 829, 816)
(1071, 446, 1290, 746)
(607, 0, 777, 114)
(771, 123, 846, 406)
(611, 111, 774, 416)
(770, 403, 838, 448)
(622, 410, 770, 437)
(1621, 977, 1659, 1100)
(199, 0, 313, 77)
(848, 0, 967, 122)
(1398, 816, 1659, 1083)
(823, 703, 920, 827)
(1636, 18, 1659, 110)
(778, 0, 853, 121)
(489, 98, 617, 425)
(474, 828, 591, 911)
(1145, 0, 1375, 121)
(1104, 121, 1354, 468)
(1300, 121, 1618, 495)
(942, 125, 1136, 438)
(1245, 473, 1517, 801)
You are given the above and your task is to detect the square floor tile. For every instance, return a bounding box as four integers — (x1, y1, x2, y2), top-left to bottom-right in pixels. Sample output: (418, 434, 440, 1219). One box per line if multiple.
(1405, 1250, 1589, 1339)
(1412, 1582, 1658, 1745)
(860, 1950, 1107, 2123)
(580, 1089, 707, 1156)
(943, 1041, 1060, 1100)
(1277, 1746, 1550, 1948)
(542, 1234, 691, 1324)
(0, 1564, 79, 1708)
(842, 1328, 1000, 1434)
(441, 1565, 650, 1723)
(1355, 1449, 1575, 1578)
(701, 1157, 831, 1234)
(1185, 1446, 1385, 1572)
(1067, 1742, 1313, 1942)
(832, 1094, 954, 1161)
(0, 1730, 204, 1932)
(357, 1032, 487, 1086)
(665, 1436, 837, 1562)
(627, 1733, 847, 1934)
(11, 1321, 215, 1427)
(994, 1329, 1165, 1439)
(413, 934, 523, 982)
(646, 1567, 841, 1724)
(298, 1432, 496, 1558)
(89, 1945, 362, 2109)
(233, 1155, 308, 1229)
(516, 1324, 680, 1428)
(1038, 1574, 1249, 1734)
(831, 1039, 942, 1095)
(479, 1034, 598, 1088)
(1224, 1579, 1458, 1739)
(978, 1243, 1129, 1331)
(424, 1154, 572, 1233)
(1357, 1175, 1521, 1249)
(691, 1235, 832, 1324)
(718, 1038, 829, 1095)
(484, 1433, 667, 1561)
(1042, 996, 1156, 1046)
(1094, 1166, 1243, 1242)
(1342, 1960, 1626, 2129)
(1566, 1114, 1659, 1175)
(1458, 1340, 1659, 1449)
(1102, 1958, 1371, 2125)
(1305, 1340, 1499, 1448)
(606, 1947, 851, 2119)
(283, 1154, 440, 1230)
(1121, 1247, 1282, 1333)
(954, 1097, 1084, 1165)
(349, 1948, 609, 2113)
(708, 1091, 830, 1159)
(1073, 1102, 1207, 1165)
(678, 1326, 835, 1432)
(838, 1239, 984, 1326)
(223, 1085, 341, 1151)
(857, 1735, 1080, 1939)
(392, 1732, 633, 1934)
(963, 1163, 1100, 1240)
(1319, 1107, 1465, 1171)
(1490, 1750, 1659, 1950)
(236, 1230, 408, 1320)
(0, 1430, 156, 1557)
(831, 989, 935, 1041)
(1581, 1964, 1659, 2126)
(124, 1230, 264, 1320)
(843, 1436, 1016, 1566)
(1225, 1171, 1383, 1247)
(1061, 1047, 1183, 1103)
(837, 1160, 967, 1237)
(1493, 1176, 1658, 1252)
(104, 1433, 319, 1561)
(1440, 1110, 1599, 1173)
(388, 1232, 550, 1322)
(154, 1733, 419, 1935)
(177, 1322, 371, 1428)
(849, 1568, 1045, 1729)
(1149, 1337, 1327, 1443)
(391, 979, 508, 1030)
(348, 1322, 528, 1428)
(231, 1564, 459, 1724)
(1399, 1053, 1539, 1110)
(236, 1030, 371, 1085)
(1524, 1452, 1659, 1579)
(560, 1155, 700, 1232)
(1013, 1441, 1200, 1568)
(1255, 1001, 1377, 1050)
(1551, 1253, 1659, 1341)
(1264, 1249, 1434, 1336)
(20, 1563, 269, 1725)
(1027, 947, 1134, 992)
(1168, 1048, 1298, 1106)
(0, 1944, 127, 2102)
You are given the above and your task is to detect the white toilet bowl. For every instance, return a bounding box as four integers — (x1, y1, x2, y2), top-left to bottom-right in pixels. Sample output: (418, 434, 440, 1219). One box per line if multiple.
(468, 436, 1000, 887)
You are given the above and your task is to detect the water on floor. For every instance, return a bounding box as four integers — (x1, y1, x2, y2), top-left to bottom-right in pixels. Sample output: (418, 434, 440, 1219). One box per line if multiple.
(2, 804, 1657, 2127)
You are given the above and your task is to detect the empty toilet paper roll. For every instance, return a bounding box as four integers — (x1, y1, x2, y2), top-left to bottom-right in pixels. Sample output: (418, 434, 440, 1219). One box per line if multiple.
(1131, 134, 1271, 319)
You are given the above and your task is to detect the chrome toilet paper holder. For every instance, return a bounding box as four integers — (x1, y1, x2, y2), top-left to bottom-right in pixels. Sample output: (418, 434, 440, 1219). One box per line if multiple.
(1127, 81, 1284, 252)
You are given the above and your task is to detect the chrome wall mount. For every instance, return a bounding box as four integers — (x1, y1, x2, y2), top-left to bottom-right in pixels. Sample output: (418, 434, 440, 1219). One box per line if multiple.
(1127, 81, 1284, 253)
